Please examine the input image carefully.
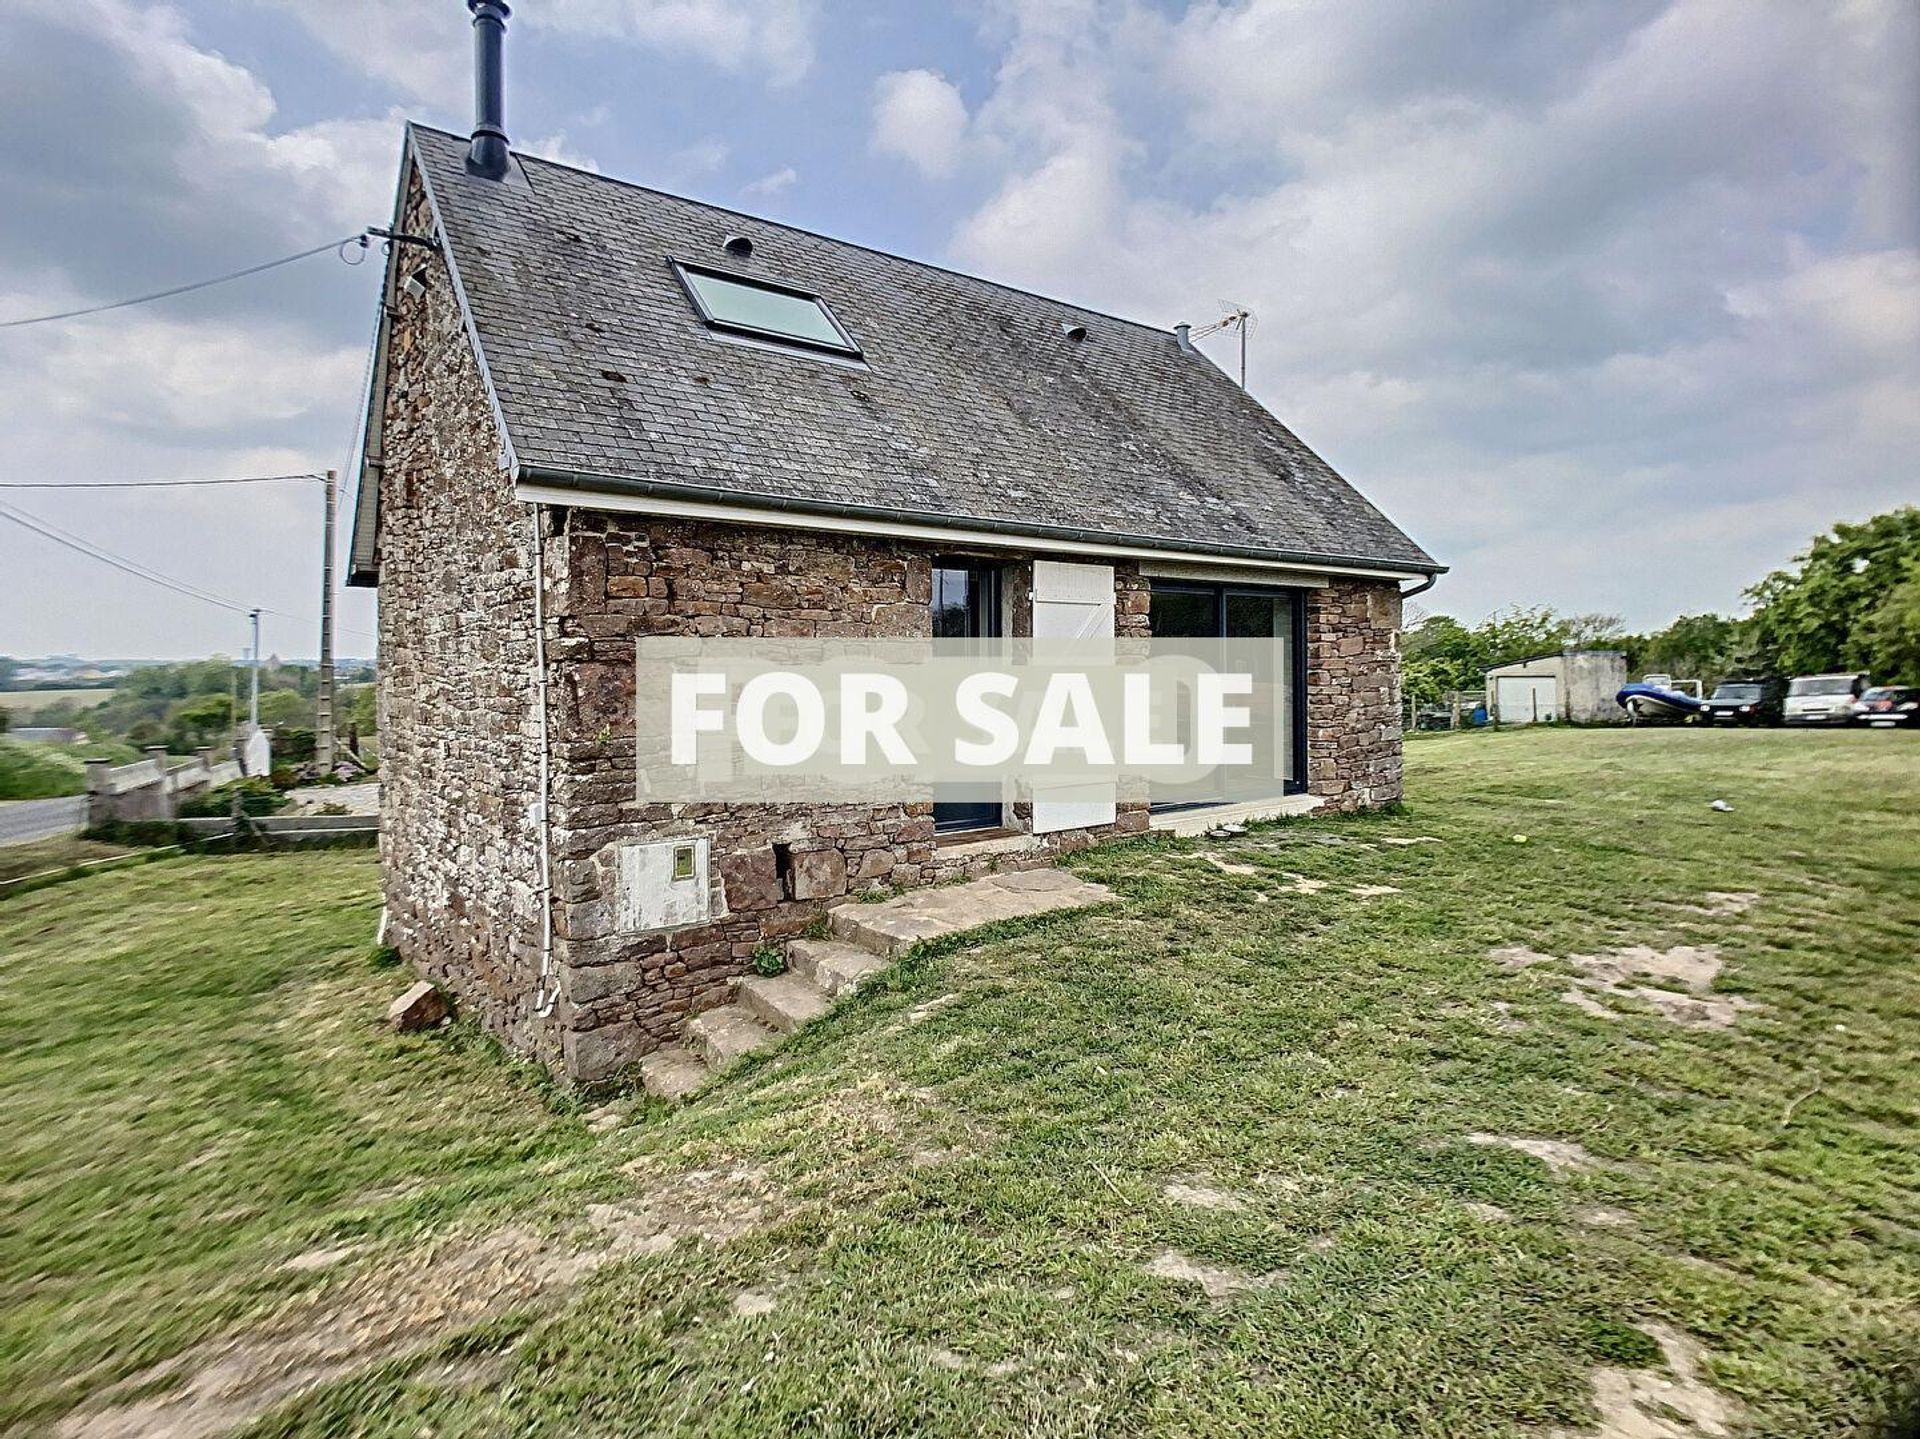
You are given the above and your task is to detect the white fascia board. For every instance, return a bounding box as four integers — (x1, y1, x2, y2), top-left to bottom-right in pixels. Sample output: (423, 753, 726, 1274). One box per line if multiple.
(512, 482, 1426, 583)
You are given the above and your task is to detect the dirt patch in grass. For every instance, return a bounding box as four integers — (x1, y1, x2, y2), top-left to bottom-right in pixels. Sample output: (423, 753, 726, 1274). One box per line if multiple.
(1469, 1133, 1600, 1173)
(1572, 945, 1724, 991)
(1553, 1323, 1737, 1439)
(1673, 891, 1761, 917)
(1576, 1206, 1636, 1229)
(59, 1165, 782, 1439)
(1161, 1181, 1249, 1212)
(57, 1227, 582, 1439)
(279, 1242, 365, 1274)
(1492, 943, 1764, 1030)
(1142, 1250, 1280, 1299)
(1196, 852, 1260, 876)
(588, 1161, 777, 1254)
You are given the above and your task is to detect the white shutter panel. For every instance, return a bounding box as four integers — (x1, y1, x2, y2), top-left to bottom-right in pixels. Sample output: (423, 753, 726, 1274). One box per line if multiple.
(1031, 559, 1116, 639)
(1030, 561, 1118, 833)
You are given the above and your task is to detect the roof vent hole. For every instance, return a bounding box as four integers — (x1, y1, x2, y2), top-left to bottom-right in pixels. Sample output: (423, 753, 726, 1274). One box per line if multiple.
(1061, 321, 1089, 343)
(722, 233, 754, 259)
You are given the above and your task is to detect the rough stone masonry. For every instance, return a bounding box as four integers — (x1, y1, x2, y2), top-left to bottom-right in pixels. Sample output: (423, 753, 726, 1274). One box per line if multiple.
(374, 167, 1406, 1084)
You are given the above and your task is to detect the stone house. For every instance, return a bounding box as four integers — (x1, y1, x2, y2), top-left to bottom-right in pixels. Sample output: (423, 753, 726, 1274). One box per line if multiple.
(347, 113, 1441, 1083)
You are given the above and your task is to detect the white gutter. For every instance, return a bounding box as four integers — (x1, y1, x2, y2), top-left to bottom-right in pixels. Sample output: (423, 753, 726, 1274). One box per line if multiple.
(513, 481, 1432, 584)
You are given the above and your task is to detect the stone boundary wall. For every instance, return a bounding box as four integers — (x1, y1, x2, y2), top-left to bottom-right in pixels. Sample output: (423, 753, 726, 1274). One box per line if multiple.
(84, 748, 241, 826)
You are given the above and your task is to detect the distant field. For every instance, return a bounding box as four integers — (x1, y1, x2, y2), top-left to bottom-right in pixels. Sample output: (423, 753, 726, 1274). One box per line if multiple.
(0, 688, 115, 715)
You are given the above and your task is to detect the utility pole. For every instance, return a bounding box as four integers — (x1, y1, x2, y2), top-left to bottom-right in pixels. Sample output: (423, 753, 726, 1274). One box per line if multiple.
(316, 469, 337, 774)
(248, 608, 261, 730)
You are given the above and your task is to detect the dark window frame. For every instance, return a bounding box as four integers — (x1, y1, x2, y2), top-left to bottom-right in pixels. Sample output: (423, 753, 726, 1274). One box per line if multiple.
(931, 557, 1003, 642)
(669, 258, 863, 358)
(931, 559, 1005, 833)
(1147, 579, 1309, 800)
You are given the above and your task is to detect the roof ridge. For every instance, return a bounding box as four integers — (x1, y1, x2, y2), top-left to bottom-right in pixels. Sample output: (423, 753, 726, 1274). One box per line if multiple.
(404, 121, 1191, 344)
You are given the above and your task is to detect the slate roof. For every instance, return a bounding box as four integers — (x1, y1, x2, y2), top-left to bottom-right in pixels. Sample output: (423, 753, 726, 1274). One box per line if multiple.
(356, 124, 1438, 578)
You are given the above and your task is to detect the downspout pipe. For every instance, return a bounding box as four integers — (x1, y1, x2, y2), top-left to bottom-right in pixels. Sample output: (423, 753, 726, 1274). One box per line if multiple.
(529, 504, 556, 1021)
(466, 1, 512, 181)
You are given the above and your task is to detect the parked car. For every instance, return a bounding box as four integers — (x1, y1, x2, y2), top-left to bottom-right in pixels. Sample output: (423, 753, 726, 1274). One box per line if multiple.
(1699, 678, 1785, 726)
(1850, 686, 1919, 728)
(1784, 672, 1869, 725)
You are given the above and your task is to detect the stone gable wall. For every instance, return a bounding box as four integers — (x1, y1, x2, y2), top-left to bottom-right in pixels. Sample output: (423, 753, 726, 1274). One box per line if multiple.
(375, 167, 556, 1066)
(1305, 580, 1404, 810)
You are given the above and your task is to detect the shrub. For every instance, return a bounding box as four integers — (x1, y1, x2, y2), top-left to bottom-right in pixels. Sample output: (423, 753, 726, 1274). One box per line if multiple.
(178, 776, 283, 819)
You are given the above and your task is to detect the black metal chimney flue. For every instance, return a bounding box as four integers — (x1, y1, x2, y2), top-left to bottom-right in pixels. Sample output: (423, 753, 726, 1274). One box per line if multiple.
(466, 0, 511, 180)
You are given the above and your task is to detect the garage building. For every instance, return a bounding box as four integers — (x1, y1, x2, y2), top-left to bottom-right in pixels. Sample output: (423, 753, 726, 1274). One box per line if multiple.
(1484, 650, 1627, 725)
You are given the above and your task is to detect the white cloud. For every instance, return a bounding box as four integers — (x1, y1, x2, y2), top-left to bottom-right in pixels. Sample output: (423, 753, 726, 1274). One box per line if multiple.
(871, 69, 970, 178)
(934, 0, 1920, 626)
(533, 0, 817, 87)
(663, 138, 730, 183)
(0, 0, 388, 655)
(522, 132, 601, 173)
(261, 0, 470, 115)
(741, 166, 798, 199)
(36, 317, 364, 432)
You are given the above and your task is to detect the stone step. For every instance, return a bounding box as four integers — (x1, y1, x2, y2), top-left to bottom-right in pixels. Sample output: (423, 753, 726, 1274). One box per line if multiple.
(830, 904, 955, 959)
(638, 1045, 709, 1102)
(685, 1004, 779, 1072)
(787, 938, 890, 996)
(737, 972, 833, 1033)
(830, 867, 1115, 959)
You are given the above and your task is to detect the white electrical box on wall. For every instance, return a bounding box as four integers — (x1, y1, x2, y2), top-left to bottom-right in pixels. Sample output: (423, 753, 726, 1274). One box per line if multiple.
(602, 837, 713, 933)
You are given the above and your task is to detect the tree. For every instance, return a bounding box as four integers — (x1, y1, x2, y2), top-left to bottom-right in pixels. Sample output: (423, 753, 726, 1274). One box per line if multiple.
(167, 693, 234, 751)
(1745, 507, 1920, 678)
(1402, 606, 1601, 706)
(1628, 613, 1744, 687)
(256, 688, 312, 728)
(1863, 554, 1920, 683)
(345, 683, 378, 736)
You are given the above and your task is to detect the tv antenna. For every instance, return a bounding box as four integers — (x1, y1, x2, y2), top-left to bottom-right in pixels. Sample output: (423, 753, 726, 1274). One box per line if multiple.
(1191, 302, 1254, 387)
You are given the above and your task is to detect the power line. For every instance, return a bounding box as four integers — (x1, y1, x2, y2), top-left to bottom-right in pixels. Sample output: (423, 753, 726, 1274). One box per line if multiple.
(0, 499, 253, 615)
(0, 498, 379, 647)
(0, 473, 323, 490)
(0, 235, 370, 330)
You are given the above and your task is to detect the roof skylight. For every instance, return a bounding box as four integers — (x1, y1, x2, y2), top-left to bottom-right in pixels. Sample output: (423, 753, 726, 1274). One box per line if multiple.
(672, 261, 861, 357)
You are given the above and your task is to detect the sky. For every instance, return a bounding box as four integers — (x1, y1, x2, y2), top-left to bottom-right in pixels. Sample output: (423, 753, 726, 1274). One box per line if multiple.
(0, 0, 1914, 660)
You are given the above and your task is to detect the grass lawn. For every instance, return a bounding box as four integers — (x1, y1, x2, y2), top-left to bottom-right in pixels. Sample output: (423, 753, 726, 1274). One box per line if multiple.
(0, 737, 141, 801)
(2, 728, 1916, 1437)
(0, 835, 139, 887)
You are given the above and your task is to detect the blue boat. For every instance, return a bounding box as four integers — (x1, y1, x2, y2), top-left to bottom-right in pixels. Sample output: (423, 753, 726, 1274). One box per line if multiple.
(1616, 681, 1704, 724)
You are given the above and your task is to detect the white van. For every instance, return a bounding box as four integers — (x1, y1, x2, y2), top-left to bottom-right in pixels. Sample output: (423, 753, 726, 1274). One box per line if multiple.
(1784, 672, 1869, 725)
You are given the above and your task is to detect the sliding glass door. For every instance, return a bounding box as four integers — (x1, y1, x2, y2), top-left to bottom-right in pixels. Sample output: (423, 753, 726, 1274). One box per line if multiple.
(1147, 581, 1305, 808)
(931, 561, 1004, 833)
